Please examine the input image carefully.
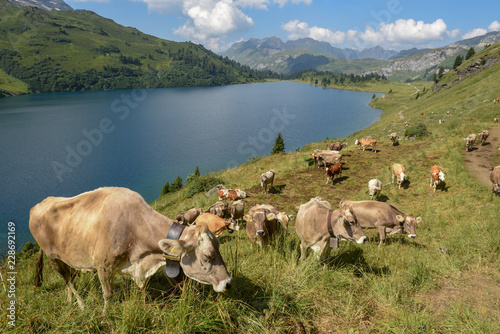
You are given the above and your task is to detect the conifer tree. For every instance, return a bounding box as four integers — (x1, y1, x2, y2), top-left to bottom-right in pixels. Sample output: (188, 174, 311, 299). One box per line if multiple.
(271, 132, 285, 155)
(465, 47, 475, 60)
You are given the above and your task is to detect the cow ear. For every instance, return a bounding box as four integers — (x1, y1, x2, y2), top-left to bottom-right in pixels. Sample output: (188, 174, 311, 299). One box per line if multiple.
(159, 239, 184, 257)
(266, 213, 276, 220)
(288, 214, 295, 220)
(416, 217, 422, 223)
(396, 215, 405, 222)
(243, 214, 252, 222)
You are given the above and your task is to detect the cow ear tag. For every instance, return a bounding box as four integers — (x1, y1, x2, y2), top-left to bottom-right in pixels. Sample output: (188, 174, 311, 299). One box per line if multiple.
(330, 237, 338, 248)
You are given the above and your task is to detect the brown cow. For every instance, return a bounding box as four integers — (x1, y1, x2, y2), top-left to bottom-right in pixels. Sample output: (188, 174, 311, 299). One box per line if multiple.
(430, 165, 446, 192)
(216, 185, 246, 200)
(176, 207, 203, 225)
(206, 201, 228, 218)
(494, 118, 499, 123)
(244, 205, 278, 248)
(295, 197, 367, 261)
(247, 204, 294, 230)
(340, 200, 422, 247)
(29, 187, 232, 311)
(260, 170, 275, 193)
(391, 163, 406, 189)
(227, 200, 245, 222)
(354, 138, 377, 152)
(464, 133, 477, 151)
(479, 130, 489, 145)
(327, 142, 346, 151)
(195, 213, 239, 236)
(311, 150, 342, 168)
(490, 166, 500, 195)
(325, 162, 342, 184)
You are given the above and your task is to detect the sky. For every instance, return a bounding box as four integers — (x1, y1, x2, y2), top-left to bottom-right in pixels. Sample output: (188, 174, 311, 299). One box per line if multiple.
(66, 0, 500, 53)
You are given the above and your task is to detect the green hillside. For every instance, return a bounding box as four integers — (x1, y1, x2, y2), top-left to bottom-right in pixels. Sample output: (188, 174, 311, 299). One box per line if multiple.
(0, 0, 273, 95)
(2, 41, 500, 334)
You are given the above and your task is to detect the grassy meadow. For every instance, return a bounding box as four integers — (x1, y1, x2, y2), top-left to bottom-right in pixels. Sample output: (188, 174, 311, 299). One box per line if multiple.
(1, 44, 500, 333)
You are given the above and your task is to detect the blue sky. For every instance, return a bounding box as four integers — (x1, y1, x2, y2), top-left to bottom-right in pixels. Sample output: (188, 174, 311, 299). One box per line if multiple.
(67, 0, 500, 52)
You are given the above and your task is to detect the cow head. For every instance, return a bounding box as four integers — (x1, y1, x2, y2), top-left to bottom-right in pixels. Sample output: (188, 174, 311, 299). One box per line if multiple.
(354, 139, 359, 146)
(276, 212, 294, 230)
(244, 211, 276, 236)
(438, 171, 446, 182)
(336, 203, 367, 244)
(369, 186, 381, 199)
(389, 215, 422, 238)
(158, 224, 232, 293)
(398, 172, 406, 184)
(225, 219, 239, 233)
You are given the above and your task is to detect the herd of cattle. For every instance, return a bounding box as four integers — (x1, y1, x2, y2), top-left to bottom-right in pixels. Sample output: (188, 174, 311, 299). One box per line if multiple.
(28, 125, 500, 311)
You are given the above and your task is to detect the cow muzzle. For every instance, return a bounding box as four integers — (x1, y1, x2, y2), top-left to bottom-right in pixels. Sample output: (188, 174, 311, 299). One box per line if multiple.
(356, 236, 367, 244)
(408, 234, 416, 239)
(214, 275, 233, 293)
(256, 230, 265, 236)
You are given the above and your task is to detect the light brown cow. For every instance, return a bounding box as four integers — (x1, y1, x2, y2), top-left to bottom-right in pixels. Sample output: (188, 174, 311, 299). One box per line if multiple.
(490, 165, 500, 195)
(494, 118, 499, 123)
(325, 162, 342, 184)
(391, 163, 406, 189)
(327, 142, 346, 151)
(227, 200, 245, 222)
(311, 150, 342, 168)
(29, 187, 232, 311)
(206, 201, 228, 218)
(464, 133, 477, 152)
(368, 179, 382, 200)
(176, 207, 203, 225)
(295, 197, 367, 261)
(430, 165, 446, 192)
(194, 213, 239, 236)
(244, 205, 278, 248)
(388, 133, 398, 146)
(247, 204, 294, 230)
(260, 170, 275, 193)
(340, 200, 422, 247)
(355, 138, 377, 152)
(479, 130, 489, 145)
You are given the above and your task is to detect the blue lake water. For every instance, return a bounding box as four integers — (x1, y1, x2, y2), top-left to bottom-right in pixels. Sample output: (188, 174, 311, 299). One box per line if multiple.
(0, 81, 381, 252)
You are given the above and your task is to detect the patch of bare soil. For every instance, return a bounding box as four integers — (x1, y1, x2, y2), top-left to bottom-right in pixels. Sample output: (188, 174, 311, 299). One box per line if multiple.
(464, 126, 500, 189)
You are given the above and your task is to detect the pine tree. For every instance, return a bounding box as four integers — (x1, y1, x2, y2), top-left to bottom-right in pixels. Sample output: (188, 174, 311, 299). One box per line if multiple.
(438, 66, 445, 78)
(465, 47, 475, 60)
(453, 54, 463, 70)
(171, 176, 183, 191)
(271, 132, 285, 155)
(161, 182, 171, 196)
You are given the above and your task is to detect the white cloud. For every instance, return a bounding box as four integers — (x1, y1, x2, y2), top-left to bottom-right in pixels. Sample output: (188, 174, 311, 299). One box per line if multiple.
(282, 20, 345, 44)
(282, 18, 462, 49)
(488, 20, 500, 31)
(463, 28, 488, 39)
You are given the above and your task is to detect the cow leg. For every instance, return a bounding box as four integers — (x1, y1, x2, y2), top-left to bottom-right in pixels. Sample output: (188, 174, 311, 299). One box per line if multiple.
(96, 266, 114, 314)
(299, 242, 309, 261)
(48, 258, 85, 309)
(377, 226, 387, 247)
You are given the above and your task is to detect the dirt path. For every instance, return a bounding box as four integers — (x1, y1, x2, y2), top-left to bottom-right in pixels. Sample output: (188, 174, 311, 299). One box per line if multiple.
(464, 126, 500, 189)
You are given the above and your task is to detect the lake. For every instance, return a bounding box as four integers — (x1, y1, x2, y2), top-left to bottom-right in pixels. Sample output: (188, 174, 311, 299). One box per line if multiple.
(0, 81, 381, 252)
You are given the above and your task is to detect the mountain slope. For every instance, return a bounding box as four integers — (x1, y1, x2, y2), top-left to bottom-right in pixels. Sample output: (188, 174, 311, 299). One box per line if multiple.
(0, 0, 272, 95)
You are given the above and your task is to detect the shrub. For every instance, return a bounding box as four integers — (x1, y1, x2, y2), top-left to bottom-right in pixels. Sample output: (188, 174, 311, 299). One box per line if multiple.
(184, 175, 225, 198)
(404, 123, 430, 139)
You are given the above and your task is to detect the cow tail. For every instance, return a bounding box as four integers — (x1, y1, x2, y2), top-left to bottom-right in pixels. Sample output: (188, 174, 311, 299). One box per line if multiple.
(34, 249, 44, 287)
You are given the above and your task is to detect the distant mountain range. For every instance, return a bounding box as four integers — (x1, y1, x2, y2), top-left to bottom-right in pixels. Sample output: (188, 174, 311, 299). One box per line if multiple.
(222, 32, 500, 80)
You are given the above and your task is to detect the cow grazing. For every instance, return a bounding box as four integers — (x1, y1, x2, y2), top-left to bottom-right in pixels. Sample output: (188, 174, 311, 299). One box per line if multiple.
(430, 165, 446, 192)
(464, 133, 477, 151)
(490, 166, 500, 195)
(446, 111, 451, 116)
(176, 207, 203, 225)
(495, 98, 499, 103)
(30, 187, 232, 311)
(295, 197, 367, 261)
(260, 170, 275, 193)
(354, 138, 377, 152)
(327, 142, 346, 151)
(494, 118, 499, 123)
(388, 133, 398, 146)
(195, 213, 239, 236)
(340, 200, 422, 247)
(325, 162, 342, 184)
(479, 130, 489, 145)
(368, 179, 382, 200)
(311, 150, 342, 168)
(227, 200, 245, 222)
(206, 201, 228, 218)
(391, 163, 406, 189)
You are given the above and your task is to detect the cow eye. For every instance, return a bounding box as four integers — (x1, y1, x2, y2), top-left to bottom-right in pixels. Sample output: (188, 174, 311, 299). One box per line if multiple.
(204, 253, 215, 262)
